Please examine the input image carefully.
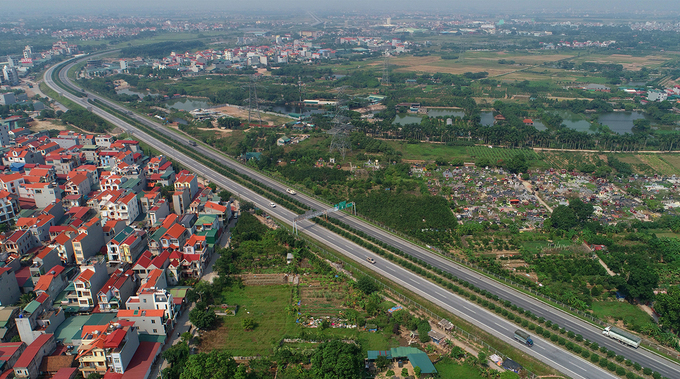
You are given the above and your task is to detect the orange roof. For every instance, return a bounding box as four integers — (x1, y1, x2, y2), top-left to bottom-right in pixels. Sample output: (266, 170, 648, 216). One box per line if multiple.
(76, 269, 95, 282)
(36, 247, 55, 260)
(53, 232, 72, 245)
(117, 309, 165, 318)
(163, 223, 186, 240)
(0, 190, 11, 199)
(0, 173, 23, 182)
(204, 201, 226, 212)
(68, 174, 89, 185)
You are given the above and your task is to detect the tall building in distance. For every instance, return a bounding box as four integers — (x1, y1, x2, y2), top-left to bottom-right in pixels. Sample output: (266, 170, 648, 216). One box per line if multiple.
(23, 45, 33, 60)
(2, 65, 19, 86)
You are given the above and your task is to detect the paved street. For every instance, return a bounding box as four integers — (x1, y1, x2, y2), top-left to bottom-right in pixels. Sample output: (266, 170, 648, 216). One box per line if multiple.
(44, 56, 680, 379)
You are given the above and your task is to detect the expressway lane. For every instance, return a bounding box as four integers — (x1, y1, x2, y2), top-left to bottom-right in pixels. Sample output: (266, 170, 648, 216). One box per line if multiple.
(46, 57, 678, 378)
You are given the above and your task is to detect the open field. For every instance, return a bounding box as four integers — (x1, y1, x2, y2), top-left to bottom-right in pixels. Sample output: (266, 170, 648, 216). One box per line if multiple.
(199, 285, 296, 355)
(590, 301, 654, 331)
(570, 54, 672, 71)
(384, 140, 468, 161)
(434, 358, 486, 379)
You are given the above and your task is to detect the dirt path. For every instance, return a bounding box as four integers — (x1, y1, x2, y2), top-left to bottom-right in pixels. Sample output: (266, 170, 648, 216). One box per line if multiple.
(520, 179, 553, 213)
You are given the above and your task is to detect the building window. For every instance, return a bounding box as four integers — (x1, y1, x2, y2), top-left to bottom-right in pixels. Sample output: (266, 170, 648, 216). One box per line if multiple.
(151, 319, 156, 324)
(153, 329, 157, 333)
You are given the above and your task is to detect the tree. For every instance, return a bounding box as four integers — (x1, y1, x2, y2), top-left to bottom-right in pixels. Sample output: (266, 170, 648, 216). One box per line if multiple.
(241, 317, 257, 331)
(208, 182, 217, 191)
(569, 199, 594, 223)
(219, 190, 233, 202)
(375, 355, 390, 371)
(401, 368, 409, 376)
(310, 340, 363, 379)
(189, 307, 217, 330)
(357, 276, 378, 295)
(240, 201, 255, 212)
(180, 350, 238, 379)
(623, 263, 659, 302)
(162, 342, 189, 379)
(550, 205, 578, 230)
(478, 351, 488, 366)
(653, 286, 680, 331)
(505, 153, 529, 174)
(413, 366, 422, 377)
(385, 369, 395, 377)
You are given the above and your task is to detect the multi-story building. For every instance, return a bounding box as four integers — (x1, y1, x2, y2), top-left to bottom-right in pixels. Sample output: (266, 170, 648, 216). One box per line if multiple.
(125, 289, 175, 321)
(29, 247, 61, 285)
(76, 321, 139, 376)
(73, 257, 108, 310)
(116, 309, 170, 336)
(96, 269, 136, 312)
(15, 294, 65, 344)
(0, 190, 19, 224)
(13, 333, 56, 379)
(0, 268, 20, 306)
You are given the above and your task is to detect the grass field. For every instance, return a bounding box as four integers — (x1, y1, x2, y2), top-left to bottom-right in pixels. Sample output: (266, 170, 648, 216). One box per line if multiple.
(590, 301, 654, 331)
(199, 285, 297, 355)
(385, 141, 469, 161)
(434, 358, 486, 379)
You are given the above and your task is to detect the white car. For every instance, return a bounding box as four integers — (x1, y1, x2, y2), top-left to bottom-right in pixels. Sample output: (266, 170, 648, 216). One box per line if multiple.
(269, 202, 276, 208)
(286, 188, 296, 195)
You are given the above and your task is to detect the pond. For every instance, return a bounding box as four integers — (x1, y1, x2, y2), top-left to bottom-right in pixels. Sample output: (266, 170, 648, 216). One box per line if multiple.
(427, 108, 465, 118)
(116, 88, 159, 98)
(553, 110, 594, 133)
(166, 98, 212, 111)
(597, 112, 650, 134)
(480, 112, 494, 127)
(392, 114, 423, 126)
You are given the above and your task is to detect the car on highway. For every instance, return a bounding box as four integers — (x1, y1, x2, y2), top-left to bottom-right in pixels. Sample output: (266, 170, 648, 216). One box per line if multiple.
(269, 202, 276, 208)
(286, 188, 296, 195)
(366, 257, 376, 264)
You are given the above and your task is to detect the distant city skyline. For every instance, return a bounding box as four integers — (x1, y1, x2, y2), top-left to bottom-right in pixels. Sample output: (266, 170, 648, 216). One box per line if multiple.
(4, 0, 680, 14)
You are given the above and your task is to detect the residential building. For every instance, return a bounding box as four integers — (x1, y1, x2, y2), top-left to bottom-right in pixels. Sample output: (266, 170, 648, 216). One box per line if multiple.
(73, 257, 108, 310)
(76, 321, 139, 376)
(0, 307, 21, 342)
(0, 341, 25, 370)
(33, 265, 68, 302)
(107, 227, 148, 264)
(174, 173, 198, 199)
(29, 247, 61, 285)
(116, 309, 170, 336)
(18, 182, 62, 208)
(0, 190, 19, 224)
(15, 294, 65, 344)
(125, 289, 175, 321)
(72, 218, 105, 265)
(96, 269, 136, 312)
(159, 223, 188, 251)
(13, 333, 56, 379)
(4, 230, 37, 256)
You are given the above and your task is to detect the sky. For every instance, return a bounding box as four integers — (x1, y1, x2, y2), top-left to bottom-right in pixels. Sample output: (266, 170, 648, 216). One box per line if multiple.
(5, 0, 680, 14)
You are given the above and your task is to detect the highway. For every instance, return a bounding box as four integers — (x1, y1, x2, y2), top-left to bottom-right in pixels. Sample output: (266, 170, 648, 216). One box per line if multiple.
(45, 55, 678, 378)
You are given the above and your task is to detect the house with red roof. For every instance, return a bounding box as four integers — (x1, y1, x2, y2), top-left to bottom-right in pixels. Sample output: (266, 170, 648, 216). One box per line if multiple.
(0, 173, 25, 195)
(76, 321, 139, 376)
(4, 229, 38, 255)
(71, 218, 104, 265)
(3, 147, 45, 166)
(0, 190, 19, 224)
(33, 265, 68, 301)
(49, 232, 75, 264)
(147, 199, 170, 225)
(16, 214, 55, 242)
(73, 257, 108, 310)
(160, 223, 188, 251)
(97, 269, 136, 312)
(65, 174, 91, 197)
(29, 247, 61, 284)
(125, 288, 175, 321)
(0, 341, 26, 373)
(13, 334, 56, 379)
(174, 173, 198, 199)
(0, 268, 20, 306)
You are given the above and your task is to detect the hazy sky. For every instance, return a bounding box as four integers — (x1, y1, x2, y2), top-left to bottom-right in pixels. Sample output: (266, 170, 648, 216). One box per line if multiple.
(6, 0, 680, 14)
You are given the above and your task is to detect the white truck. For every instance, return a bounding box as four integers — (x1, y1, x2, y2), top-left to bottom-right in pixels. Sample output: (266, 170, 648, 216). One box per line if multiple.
(602, 326, 641, 348)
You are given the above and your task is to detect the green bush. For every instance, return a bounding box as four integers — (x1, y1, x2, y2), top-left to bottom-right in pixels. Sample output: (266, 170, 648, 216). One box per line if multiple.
(575, 334, 583, 342)
(626, 372, 636, 379)
(538, 317, 545, 324)
(599, 346, 608, 354)
(643, 368, 652, 375)
(590, 342, 599, 351)
(567, 331, 575, 339)
(573, 345, 582, 354)
(607, 362, 616, 371)
(529, 324, 536, 330)
(591, 354, 600, 363)
(581, 350, 590, 359)
(599, 358, 609, 368)
(545, 320, 553, 328)
(558, 337, 566, 345)
(551, 334, 559, 342)
(633, 363, 641, 371)
(624, 359, 632, 366)
(552, 323, 560, 331)
(607, 350, 616, 359)
(583, 339, 591, 346)
(616, 366, 626, 376)
(543, 330, 551, 338)
(652, 372, 661, 379)
(535, 326, 544, 335)
(615, 355, 624, 363)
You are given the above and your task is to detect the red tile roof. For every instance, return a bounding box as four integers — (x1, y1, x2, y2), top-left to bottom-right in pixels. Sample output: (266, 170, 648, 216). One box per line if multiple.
(14, 334, 53, 368)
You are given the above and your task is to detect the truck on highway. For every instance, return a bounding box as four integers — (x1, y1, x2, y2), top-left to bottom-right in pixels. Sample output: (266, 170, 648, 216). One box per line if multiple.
(513, 329, 534, 347)
(602, 326, 641, 348)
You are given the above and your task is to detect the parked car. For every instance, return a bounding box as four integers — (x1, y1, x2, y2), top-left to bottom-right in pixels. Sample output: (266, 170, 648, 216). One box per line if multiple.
(366, 257, 376, 264)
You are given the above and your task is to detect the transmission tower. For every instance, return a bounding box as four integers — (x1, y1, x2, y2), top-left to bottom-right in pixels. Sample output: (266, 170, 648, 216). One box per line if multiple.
(328, 87, 353, 160)
(382, 52, 390, 86)
(246, 75, 263, 126)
